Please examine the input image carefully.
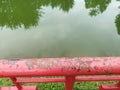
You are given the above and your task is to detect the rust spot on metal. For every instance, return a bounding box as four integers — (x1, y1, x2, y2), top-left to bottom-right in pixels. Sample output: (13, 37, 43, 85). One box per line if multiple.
(0, 59, 20, 65)
(61, 58, 93, 73)
(94, 66, 98, 70)
(104, 70, 112, 75)
(7, 61, 18, 65)
(16, 64, 19, 68)
(0, 59, 20, 68)
(25, 59, 62, 70)
(103, 62, 106, 65)
(103, 57, 114, 61)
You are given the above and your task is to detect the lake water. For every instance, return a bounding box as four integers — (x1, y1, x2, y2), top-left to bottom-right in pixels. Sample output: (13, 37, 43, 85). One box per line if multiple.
(0, 0, 120, 59)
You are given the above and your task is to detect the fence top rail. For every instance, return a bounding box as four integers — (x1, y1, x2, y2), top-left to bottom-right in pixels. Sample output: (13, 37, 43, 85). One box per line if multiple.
(0, 57, 120, 77)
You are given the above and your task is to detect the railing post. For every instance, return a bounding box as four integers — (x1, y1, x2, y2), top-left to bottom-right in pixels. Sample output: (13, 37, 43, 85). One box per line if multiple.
(117, 81, 120, 87)
(10, 77, 22, 90)
(65, 76, 75, 90)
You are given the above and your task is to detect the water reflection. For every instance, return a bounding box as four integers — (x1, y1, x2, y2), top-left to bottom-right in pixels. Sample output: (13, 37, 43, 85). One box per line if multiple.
(0, 0, 74, 29)
(115, 0, 120, 35)
(0, 0, 41, 29)
(1, 0, 120, 58)
(0, 0, 120, 36)
(40, 0, 74, 12)
(84, 0, 111, 16)
(115, 14, 120, 35)
(84, 0, 120, 35)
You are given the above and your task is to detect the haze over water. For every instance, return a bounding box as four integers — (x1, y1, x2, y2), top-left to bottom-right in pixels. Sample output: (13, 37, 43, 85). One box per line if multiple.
(0, 0, 120, 59)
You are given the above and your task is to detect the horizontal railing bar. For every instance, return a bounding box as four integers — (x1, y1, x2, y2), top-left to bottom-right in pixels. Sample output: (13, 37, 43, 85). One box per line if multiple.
(76, 75, 120, 81)
(0, 86, 37, 90)
(17, 78, 65, 83)
(16, 75, 120, 83)
(0, 57, 120, 77)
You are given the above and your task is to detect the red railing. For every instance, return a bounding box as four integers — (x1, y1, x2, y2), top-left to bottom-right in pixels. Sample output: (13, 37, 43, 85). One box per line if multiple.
(0, 57, 120, 90)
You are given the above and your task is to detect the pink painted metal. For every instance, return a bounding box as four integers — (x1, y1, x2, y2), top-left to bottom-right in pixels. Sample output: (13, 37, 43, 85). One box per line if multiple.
(65, 76, 75, 90)
(17, 77, 65, 83)
(99, 84, 120, 90)
(16, 76, 120, 83)
(76, 75, 120, 81)
(0, 57, 120, 90)
(0, 86, 37, 90)
(10, 77, 22, 90)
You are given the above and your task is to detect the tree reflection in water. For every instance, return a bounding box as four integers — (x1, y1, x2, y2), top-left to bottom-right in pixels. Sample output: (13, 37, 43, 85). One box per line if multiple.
(115, 14, 120, 35)
(0, 0, 41, 29)
(115, 0, 120, 35)
(84, 0, 111, 16)
(85, 0, 120, 35)
(0, 0, 120, 36)
(0, 0, 74, 29)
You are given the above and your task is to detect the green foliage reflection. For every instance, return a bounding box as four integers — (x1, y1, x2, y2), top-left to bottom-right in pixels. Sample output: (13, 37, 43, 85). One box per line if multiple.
(0, 0, 41, 29)
(84, 0, 120, 35)
(115, 14, 120, 35)
(0, 0, 120, 36)
(0, 0, 74, 29)
(115, 0, 120, 35)
(84, 0, 111, 16)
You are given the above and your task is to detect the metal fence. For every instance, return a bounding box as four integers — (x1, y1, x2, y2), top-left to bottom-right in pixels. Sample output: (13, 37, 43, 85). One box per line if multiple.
(0, 57, 120, 90)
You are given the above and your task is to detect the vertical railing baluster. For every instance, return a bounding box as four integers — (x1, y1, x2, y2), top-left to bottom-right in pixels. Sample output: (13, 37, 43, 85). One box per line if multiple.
(65, 76, 75, 90)
(10, 77, 22, 90)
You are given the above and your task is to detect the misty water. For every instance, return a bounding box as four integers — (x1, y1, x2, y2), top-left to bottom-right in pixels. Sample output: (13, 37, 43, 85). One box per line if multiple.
(0, 0, 120, 59)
